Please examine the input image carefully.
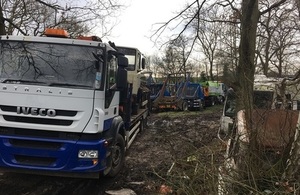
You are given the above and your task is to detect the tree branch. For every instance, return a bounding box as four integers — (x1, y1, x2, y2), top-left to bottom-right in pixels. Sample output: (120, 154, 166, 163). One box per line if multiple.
(260, 0, 287, 16)
(3, 18, 27, 35)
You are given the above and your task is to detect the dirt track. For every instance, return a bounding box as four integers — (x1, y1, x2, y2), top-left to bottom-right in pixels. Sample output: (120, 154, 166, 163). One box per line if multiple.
(0, 106, 224, 195)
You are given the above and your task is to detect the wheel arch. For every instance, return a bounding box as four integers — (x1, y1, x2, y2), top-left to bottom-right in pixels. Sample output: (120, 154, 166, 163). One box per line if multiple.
(103, 116, 125, 141)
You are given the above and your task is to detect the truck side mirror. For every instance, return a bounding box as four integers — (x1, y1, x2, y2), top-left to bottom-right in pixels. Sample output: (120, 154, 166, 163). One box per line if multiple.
(116, 56, 128, 90)
(141, 58, 145, 69)
(118, 55, 128, 67)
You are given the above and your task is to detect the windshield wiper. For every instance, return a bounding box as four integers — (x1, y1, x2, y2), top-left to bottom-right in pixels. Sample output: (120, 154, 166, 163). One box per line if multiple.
(48, 82, 91, 88)
(1, 79, 47, 84)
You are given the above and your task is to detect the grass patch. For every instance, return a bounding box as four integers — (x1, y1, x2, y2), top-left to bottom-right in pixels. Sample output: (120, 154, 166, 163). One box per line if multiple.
(154, 139, 224, 195)
(155, 104, 223, 118)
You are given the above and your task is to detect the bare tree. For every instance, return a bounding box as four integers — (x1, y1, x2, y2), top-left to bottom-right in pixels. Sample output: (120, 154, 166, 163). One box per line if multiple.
(257, 1, 300, 77)
(196, 5, 222, 80)
(217, 9, 240, 85)
(256, 0, 277, 76)
(0, 0, 123, 37)
(170, 35, 193, 78)
(271, 8, 299, 76)
(162, 45, 183, 75)
(158, 37, 194, 79)
(149, 54, 164, 79)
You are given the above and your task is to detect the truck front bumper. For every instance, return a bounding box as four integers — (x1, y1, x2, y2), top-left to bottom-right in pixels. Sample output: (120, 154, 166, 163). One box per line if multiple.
(0, 134, 108, 178)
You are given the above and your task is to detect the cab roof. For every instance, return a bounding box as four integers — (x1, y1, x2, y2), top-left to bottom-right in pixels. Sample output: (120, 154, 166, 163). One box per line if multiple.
(0, 35, 115, 51)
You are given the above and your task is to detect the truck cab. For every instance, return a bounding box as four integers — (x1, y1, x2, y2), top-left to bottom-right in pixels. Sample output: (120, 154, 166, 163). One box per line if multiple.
(116, 46, 149, 114)
(201, 81, 226, 107)
(116, 46, 145, 94)
(0, 29, 149, 179)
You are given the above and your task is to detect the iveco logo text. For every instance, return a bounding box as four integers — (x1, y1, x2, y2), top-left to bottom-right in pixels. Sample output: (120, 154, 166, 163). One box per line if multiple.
(17, 107, 56, 117)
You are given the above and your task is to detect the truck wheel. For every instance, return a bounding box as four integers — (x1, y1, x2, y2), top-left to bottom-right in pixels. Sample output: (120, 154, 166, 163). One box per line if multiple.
(211, 97, 215, 106)
(139, 117, 147, 132)
(182, 101, 188, 111)
(201, 100, 206, 109)
(106, 134, 125, 177)
(219, 96, 225, 104)
(199, 100, 204, 111)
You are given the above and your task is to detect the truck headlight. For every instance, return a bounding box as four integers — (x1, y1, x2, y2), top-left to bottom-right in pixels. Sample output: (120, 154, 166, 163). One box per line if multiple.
(78, 150, 98, 158)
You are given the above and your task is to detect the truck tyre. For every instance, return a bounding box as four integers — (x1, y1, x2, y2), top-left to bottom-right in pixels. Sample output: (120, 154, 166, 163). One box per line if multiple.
(219, 96, 225, 104)
(139, 117, 147, 132)
(211, 97, 215, 106)
(201, 100, 206, 109)
(199, 100, 204, 111)
(106, 134, 125, 177)
(182, 101, 188, 111)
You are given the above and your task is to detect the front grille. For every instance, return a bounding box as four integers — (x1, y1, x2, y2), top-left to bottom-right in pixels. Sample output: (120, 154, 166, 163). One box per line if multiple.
(0, 126, 80, 140)
(14, 155, 56, 166)
(0, 105, 77, 116)
(9, 139, 62, 150)
(3, 115, 72, 126)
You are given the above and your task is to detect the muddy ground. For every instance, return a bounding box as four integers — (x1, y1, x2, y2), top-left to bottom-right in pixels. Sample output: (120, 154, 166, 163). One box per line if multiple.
(0, 106, 224, 195)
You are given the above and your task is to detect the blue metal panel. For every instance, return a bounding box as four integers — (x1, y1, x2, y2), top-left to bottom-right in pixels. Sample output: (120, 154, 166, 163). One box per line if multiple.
(0, 135, 107, 174)
(103, 118, 113, 131)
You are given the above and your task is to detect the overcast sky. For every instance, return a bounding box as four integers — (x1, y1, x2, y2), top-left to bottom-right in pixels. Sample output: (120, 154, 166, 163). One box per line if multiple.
(104, 0, 188, 56)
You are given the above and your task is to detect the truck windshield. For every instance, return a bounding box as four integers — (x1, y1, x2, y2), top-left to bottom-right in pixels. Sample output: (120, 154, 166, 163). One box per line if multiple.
(0, 41, 103, 89)
(117, 47, 136, 71)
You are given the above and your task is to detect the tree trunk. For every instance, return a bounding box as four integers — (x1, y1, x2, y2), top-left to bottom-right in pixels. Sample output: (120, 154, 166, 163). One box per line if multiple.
(210, 60, 214, 81)
(237, 0, 259, 113)
(0, 3, 6, 35)
(283, 126, 300, 182)
(236, 0, 260, 186)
